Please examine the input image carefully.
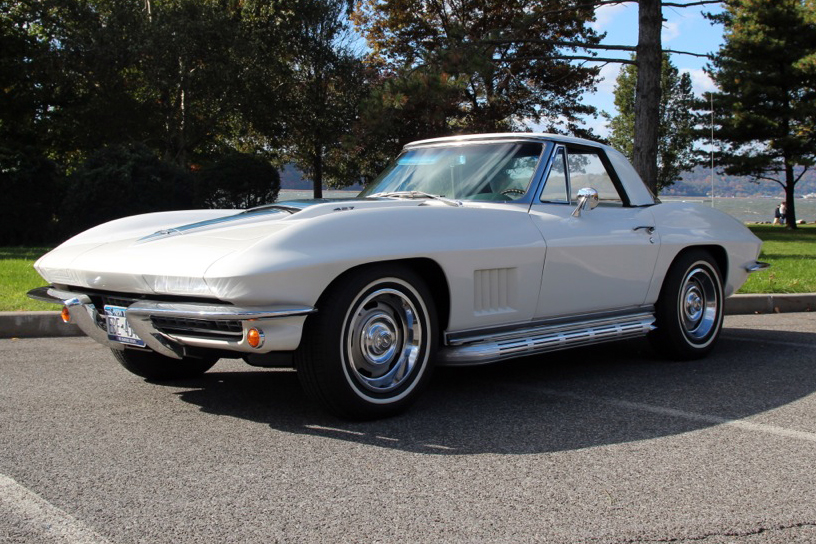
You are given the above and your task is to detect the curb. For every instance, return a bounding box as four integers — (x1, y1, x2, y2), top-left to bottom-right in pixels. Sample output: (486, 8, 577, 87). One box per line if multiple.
(724, 293, 816, 315)
(2, 294, 815, 339)
(0, 311, 85, 339)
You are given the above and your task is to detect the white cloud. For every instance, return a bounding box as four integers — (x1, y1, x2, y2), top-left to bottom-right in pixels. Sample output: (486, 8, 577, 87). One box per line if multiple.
(582, 115, 611, 139)
(680, 68, 717, 95)
(592, 3, 626, 31)
(662, 21, 680, 42)
(597, 63, 622, 95)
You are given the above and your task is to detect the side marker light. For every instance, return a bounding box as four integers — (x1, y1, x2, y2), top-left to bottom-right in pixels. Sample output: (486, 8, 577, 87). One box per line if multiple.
(247, 328, 264, 349)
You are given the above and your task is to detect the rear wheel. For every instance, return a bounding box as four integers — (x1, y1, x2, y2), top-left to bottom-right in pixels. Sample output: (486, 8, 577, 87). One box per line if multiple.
(112, 348, 217, 381)
(295, 265, 437, 420)
(650, 250, 724, 360)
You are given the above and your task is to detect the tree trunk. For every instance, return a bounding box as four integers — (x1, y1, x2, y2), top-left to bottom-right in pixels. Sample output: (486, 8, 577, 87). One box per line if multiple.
(633, 0, 662, 195)
(784, 162, 797, 229)
(312, 147, 324, 199)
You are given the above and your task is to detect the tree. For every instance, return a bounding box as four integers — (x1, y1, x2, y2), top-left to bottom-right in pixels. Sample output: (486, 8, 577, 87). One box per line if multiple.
(0, 0, 301, 168)
(197, 153, 280, 209)
(633, 0, 662, 193)
(351, 65, 467, 183)
(353, 0, 601, 143)
(0, 147, 61, 245)
(60, 144, 195, 237)
(286, 0, 370, 197)
(353, 0, 722, 194)
(0, 1, 56, 151)
(606, 55, 696, 192)
(708, 0, 816, 229)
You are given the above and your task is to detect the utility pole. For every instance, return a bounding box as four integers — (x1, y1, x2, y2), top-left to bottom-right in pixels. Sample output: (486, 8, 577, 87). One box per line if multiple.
(710, 92, 715, 207)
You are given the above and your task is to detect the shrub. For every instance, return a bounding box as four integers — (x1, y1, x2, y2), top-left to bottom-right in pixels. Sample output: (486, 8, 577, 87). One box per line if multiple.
(60, 144, 195, 237)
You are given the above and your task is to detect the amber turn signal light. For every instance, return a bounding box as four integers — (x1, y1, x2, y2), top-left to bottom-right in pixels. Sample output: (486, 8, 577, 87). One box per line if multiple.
(247, 328, 264, 348)
(60, 306, 71, 323)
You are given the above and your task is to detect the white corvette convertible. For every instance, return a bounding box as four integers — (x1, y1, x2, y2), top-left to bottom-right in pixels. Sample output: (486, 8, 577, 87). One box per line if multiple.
(30, 133, 767, 419)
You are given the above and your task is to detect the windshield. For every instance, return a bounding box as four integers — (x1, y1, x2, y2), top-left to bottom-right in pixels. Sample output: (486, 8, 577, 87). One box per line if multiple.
(358, 142, 546, 201)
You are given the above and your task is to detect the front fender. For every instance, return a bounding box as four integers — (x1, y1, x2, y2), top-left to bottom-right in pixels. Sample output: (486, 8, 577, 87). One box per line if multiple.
(204, 204, 548, 331)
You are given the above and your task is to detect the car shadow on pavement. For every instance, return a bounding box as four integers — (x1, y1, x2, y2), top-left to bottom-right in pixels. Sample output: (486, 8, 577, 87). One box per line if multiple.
(173, 327, 816, 455)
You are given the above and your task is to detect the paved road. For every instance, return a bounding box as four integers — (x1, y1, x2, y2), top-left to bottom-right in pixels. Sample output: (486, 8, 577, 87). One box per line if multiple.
(1, 313, 815, 543)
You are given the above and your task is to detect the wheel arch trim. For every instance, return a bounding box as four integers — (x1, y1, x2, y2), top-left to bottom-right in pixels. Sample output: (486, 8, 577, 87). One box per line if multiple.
(314, 257, 451, 334)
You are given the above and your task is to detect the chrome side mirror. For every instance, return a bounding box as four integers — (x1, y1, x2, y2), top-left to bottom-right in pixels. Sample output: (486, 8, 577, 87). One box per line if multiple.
(571, 187, 599, 217)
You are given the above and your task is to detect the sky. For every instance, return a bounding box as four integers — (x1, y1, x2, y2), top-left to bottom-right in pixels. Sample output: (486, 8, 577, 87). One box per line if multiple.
(573, 2, 725, 137)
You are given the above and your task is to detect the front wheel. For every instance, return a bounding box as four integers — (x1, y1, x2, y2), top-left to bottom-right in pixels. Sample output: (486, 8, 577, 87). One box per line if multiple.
(295, 265, 438, 420)
(112, 348, 217, 381)
(650, 250, 724, 360)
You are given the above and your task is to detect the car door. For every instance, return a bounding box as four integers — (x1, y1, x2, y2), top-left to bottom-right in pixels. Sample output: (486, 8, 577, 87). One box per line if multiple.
(529, 144, 660, 318)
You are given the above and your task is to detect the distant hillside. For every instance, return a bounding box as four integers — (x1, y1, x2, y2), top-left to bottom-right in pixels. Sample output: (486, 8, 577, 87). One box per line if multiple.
(279, 163, 816, 198)
(662, 166, 816, 198)
(279, 164, 364, 191)
(279, 164, 312, 190)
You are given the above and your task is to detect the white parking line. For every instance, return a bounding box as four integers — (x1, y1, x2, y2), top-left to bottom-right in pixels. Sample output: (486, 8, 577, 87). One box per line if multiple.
(509, 385, 816, 444)
(0, 473, 113, 544)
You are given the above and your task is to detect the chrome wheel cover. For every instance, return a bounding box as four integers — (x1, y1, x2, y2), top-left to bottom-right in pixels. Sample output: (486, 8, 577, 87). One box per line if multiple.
(679, 265, 719, 343)
(343, 286, 425, 396)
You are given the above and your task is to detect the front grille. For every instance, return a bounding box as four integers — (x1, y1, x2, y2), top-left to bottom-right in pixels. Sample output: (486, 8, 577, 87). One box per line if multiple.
(151, 316, 243, 340)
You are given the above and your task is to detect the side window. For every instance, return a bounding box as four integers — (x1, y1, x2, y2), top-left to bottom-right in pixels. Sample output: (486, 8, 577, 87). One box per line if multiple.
(567, 149, 623, 205)
(540, 147, 568, 203)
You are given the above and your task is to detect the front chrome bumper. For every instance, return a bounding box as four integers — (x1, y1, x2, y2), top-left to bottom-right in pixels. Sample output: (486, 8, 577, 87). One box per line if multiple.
(28, 286, 315, 359)
(745, 261, 771, 273)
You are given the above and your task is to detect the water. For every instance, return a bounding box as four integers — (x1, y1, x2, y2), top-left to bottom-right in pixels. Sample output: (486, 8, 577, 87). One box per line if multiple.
(661, 197, 816, 224)
(278, 190, 816, 224)
(279, 189, 359, 201)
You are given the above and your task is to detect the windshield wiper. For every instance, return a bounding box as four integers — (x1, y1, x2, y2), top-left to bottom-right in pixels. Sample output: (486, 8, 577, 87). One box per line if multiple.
(368, 191, 462, 207)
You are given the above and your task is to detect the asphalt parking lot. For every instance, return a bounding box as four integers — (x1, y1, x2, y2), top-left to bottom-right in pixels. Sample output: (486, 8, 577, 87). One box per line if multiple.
(1, 313, 815, 543)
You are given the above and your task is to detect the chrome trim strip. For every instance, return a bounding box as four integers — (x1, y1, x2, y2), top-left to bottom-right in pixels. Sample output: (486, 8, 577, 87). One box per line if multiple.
(438, 311, 655, 366)
(137, 206, 294, 242)
(446, 306, 654, 345)
(125, 301, 315, 320)
(392, 140, 553, 206)
(745, 261, 770, 273)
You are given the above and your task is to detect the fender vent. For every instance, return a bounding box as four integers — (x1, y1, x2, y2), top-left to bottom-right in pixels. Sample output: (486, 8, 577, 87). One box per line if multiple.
(474, 268, 517, 315)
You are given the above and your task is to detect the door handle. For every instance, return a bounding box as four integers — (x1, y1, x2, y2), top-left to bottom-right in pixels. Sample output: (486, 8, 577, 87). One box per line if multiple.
(633, 226, 655, 234)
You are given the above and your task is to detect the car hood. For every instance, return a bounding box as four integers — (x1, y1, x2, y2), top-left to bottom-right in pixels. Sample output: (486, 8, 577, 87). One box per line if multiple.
(33, 198, 436, 296)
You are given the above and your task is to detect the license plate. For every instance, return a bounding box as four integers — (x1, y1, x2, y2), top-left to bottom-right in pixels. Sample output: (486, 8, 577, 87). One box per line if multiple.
(104, 305, 145, 347)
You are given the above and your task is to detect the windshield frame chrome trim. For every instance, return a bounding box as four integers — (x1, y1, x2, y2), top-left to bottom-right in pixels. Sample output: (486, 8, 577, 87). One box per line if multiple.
(361, 139, 552, 205)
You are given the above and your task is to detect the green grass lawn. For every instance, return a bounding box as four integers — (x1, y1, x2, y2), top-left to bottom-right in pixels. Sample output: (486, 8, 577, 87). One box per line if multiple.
(0, 247, 56, 311)
(738, 224, 816, 294)
(1, 224, 813, 311)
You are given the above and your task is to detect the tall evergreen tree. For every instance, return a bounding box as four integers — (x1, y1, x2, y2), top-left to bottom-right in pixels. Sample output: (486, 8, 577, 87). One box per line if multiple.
(708, 0, 816, 229)
(606, 55, 696, 193)
(352, 0, 600, 144)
